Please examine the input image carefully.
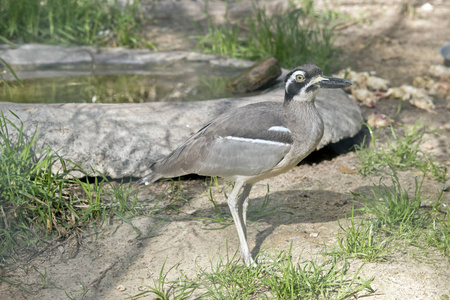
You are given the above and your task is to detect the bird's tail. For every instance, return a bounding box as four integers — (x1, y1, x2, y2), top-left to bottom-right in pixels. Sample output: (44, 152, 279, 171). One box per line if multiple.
(137, 172, 159, 185)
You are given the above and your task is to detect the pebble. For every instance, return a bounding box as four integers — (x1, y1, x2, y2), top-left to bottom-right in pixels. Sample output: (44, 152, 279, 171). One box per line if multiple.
(116, 285, 126, 292)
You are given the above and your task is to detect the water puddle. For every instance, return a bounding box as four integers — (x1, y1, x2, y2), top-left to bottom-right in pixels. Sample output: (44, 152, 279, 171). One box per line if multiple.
(1, 61, 251, 103)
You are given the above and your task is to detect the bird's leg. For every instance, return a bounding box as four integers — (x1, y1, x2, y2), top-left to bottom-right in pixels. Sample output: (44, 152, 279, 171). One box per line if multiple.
(237, 183, 253, 238)
(227, 180, 256, 267)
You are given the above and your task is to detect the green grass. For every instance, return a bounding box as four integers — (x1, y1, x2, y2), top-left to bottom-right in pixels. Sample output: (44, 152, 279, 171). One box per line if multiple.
(0, 0, 153, 48)
(159, 177, 191, 213)
(194, 0, 344, 72)
(331, 174, 449, 268)
(197, 178, 234, 230)
(139, 245, 374, 300)
(333, 207, 392, 262)
(1, 57, 23, 98)
(0, 111, 146, 263)
(355, 173, 426, 235)
(343, 171, 450, 259)
(355, 122, 448, 183)
(347, 120, 449, 260)
(426, 214, 450, 257)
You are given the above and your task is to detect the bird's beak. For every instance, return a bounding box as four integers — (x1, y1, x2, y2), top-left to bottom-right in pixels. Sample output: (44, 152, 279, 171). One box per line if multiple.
(312, 75, 353, 88)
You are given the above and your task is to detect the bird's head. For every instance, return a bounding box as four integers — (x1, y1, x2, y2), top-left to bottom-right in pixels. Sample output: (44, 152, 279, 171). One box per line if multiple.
(284, 64, 353, 102)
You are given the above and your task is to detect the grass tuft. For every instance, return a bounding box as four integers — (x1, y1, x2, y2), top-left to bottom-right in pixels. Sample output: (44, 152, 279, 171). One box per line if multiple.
(333, 207, 392, 262)
(349, 120, 449, 260)
(139, 244, 375, 299)
(264, 252, 374, 299)
(197, 179, 234, 230)
(426, 216, 450, 257)
(194, 1, 343, 72)
(346, 171, 450, 259)
(0, 0, 152, 48)
(140, 259, 198, 300)
(0, 111, 145, 263)
(355, 122, 448, 182)
(353, 172, 426, 235)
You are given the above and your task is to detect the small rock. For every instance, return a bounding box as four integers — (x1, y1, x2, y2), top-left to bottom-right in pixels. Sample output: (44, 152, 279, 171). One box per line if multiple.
(57, 246, 65, 254)
(309, 232, 319, 238)
(418, 3, 433, 13)
(117, 284, 126, 292)
(226, 56, 281, 93)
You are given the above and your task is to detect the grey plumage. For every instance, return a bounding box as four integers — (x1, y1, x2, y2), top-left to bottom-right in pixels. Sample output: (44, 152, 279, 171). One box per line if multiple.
(138, 64, 353, 266)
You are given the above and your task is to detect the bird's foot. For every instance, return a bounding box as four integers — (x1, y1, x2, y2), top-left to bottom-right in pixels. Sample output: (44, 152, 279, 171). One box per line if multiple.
(245, 258, 257, 268)
(241, 251, 257, 267)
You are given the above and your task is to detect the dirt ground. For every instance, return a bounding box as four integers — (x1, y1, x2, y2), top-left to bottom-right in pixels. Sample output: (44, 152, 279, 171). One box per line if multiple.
(1, 0, 450, 299)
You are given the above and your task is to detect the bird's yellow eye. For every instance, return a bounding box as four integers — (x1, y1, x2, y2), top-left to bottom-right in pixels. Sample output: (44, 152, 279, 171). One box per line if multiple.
(295, 74, 305, 82)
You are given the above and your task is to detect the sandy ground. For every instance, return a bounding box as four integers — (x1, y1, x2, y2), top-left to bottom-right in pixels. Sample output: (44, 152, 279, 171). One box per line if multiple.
(1, 0, 450, 299)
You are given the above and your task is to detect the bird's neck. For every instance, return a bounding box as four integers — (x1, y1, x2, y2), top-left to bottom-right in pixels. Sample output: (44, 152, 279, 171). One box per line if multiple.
(283, 93, 320, 120)
(283, 99, 322, 126)
(284, 89, 318, 103)
(283, 96, 324, 151)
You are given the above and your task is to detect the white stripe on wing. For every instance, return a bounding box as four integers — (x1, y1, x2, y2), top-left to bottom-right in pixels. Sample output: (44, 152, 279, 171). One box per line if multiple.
(268, 126, 291, 133)
(223, 136, 290, 146)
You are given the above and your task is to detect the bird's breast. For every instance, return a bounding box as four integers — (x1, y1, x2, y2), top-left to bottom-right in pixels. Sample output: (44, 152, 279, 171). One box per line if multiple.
(280, 105, 324, 167)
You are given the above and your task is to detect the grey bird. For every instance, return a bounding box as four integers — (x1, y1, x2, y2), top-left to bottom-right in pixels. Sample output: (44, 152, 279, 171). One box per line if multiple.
(138, 64, 353, 267)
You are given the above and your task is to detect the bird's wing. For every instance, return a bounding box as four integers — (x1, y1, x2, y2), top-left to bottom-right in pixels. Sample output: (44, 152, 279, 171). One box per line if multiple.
(152, 102, 293, 178)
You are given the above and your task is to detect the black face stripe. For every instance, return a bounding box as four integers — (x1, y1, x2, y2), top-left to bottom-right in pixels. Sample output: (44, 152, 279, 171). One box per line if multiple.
(284, 64, 323, 101)
(306, 84, 319, 93)
(286, 79, 303, 96)
(285, 94, 294, 102)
